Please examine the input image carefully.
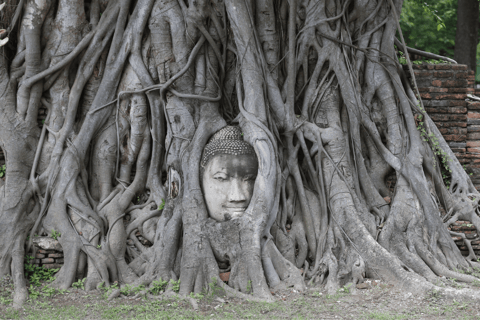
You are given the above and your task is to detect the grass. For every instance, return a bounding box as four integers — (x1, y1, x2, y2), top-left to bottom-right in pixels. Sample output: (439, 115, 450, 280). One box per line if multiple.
(1, 277, 480, 320)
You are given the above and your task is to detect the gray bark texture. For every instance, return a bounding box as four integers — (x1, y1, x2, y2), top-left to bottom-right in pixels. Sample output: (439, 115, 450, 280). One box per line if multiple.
(1, 0, 480, 309)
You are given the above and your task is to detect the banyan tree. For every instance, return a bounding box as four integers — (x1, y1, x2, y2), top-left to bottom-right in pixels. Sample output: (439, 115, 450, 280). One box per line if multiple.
(2, 0, 480, 308)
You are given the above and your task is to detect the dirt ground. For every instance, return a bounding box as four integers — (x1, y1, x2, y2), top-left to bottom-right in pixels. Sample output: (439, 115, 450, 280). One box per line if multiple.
(1, 276, 480, 319)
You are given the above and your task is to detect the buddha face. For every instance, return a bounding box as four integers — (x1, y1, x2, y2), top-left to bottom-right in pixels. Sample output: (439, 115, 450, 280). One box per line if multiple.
(202, 153, 258, 221)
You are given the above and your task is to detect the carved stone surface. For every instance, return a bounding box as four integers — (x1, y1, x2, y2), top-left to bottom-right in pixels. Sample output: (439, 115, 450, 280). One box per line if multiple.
(201, 126, 258, 222)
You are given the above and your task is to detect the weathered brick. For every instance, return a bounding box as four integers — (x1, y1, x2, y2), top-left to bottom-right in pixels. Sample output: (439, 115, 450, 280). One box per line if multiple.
(442, 80, 468, 87)
(449, 142, 467, 148)
(435, 64, 453, 70)
(34, 254, 45, 259)
(468, 126, 480, 132)
(455, 72, 470, 78)
(451, 64, 468, 70)
(468, 112, 480, 120)
(48, 253, 63, 258)
(467, 141, 480, 147)
(43, 264, 62, 269)
(448, 87, 474, 93)
(468, 132, 480, 141)
(430, 114, 467, 122)
(42, 258, 55, 264)
(443, 134, 466, 142)
(219, 272, 230, 282)
(423, 100, 450, 107)
(432, 93, 467, 100)
(468, 102, 480, 110)
(438, 122, 467, 128)
(37, 249, 55, 254)
(468, 148, 480, 154)
(450, 100, 467, 106)
(56, 258, 64, 264)
(413, 71, 432, 77)
(468, 119, 480, 125)
(450, 107, 467, 113)
(433, 70, 454, 78)
(420, 93, 432, 99)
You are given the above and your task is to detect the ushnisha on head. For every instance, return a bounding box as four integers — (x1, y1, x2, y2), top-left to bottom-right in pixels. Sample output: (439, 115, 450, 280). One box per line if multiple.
(201, 126, 258, 222)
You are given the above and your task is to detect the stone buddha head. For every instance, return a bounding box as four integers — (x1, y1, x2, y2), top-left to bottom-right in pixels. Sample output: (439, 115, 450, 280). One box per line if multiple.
(201, 126, 258, 222)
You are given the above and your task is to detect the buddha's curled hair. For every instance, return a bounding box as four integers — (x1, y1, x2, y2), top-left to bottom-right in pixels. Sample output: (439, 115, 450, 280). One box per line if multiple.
(200, 126, 256, 168)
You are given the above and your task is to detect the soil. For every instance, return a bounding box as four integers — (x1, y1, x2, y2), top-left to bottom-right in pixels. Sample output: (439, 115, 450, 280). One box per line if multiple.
(1, 276, 480, 319)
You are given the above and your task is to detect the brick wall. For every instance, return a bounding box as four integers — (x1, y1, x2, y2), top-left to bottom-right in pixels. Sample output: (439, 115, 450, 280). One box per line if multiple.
(409, 64, 480, 188)
(32, 249, 64, 269)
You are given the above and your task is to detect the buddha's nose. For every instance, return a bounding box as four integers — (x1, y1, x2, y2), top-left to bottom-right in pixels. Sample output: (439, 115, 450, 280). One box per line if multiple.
(228, 178, 247, 202)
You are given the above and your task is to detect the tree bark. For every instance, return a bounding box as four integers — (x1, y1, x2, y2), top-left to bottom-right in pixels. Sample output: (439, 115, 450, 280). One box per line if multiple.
(454, 0, 479, 70)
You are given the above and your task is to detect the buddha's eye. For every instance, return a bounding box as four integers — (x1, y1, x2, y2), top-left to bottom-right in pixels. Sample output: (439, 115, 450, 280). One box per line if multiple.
(244, 174, 256, 181)
(213, 173, 228, 181)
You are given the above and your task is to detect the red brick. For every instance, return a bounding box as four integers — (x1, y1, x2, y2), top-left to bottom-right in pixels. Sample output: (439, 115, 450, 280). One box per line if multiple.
(420, 93, 432, 99)
(468, 112, 480, 119)
(418, 87, 431, 92)
(451, 100, 467, 106)
(37, 250, 54, 254)
(419, 87, 448, 93)
(468, 70, 475, 75)
(451, 65, 468, 70)
(435, 64, 453, 70)
(468, 133, 480, 140)
(455, 72, 470, 78)
(468, 102, 480, 110)
(434, 70, 454, 78)
(468, 148, 480, 154)
(48, 253, 63, 258)
(219, 272, 230, 282)
(413, 71, 432, 77)
(443, 134, 466, 142)
(443, 80, 469, 87)
(450, 107, 467, 113)
(431, 80, 442, 87)
(448, 87, 474, 93)
(433, 93, 467, 100)
(432, 114, 467, 121)
(34, 254, 45, 259)
(43, 264, 62, 269)
(467, 141, 480, 147)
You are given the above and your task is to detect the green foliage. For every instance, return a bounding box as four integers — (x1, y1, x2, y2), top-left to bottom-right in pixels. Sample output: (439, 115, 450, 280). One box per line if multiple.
(72, 278, 86, 290)
(150, 278, 168, 295)
(158, 198, 165, 211)
(24, 257, 59, 287)
(416, 114, 452, 178)
(51, 229, 61, 240)
(169, 279, 180, 293)
(339, 283, 353, 294)
(246, 280, 252, 293)
(0, 164, 5, 178)
(397, 49, 450, 65)
(400, 0, 457, 58)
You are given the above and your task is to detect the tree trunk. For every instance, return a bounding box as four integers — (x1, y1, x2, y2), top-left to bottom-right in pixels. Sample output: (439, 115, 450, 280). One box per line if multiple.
(1, 0, 480, 309)
(454, 0, 479, 70)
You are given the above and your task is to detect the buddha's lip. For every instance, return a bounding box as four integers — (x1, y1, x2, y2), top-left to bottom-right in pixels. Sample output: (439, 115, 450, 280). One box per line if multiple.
(224, 206, 247, 210)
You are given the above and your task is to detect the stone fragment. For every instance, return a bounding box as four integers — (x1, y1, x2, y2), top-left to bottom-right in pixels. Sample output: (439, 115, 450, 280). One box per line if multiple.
(33, 237, 63, 252)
